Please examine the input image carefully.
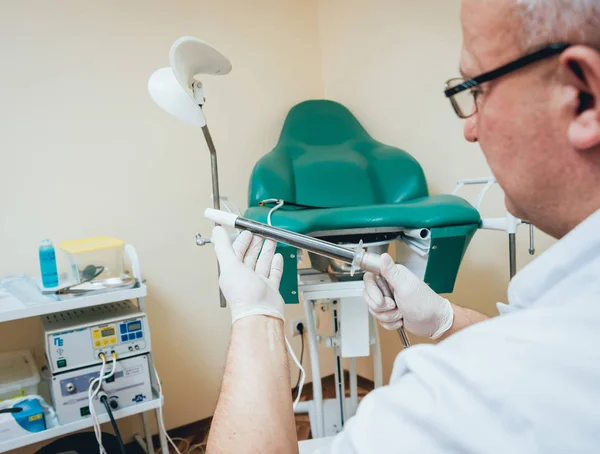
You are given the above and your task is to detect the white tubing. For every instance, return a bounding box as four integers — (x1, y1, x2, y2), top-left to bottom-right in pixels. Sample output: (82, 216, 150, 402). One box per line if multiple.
(456, 177, 496, 185)
(480, 217, 508, 232)
(204, 208, 239, 227)
(475, 181, 495, 210)
(294, 400, 311, 413)
(403, 228, 430, 241)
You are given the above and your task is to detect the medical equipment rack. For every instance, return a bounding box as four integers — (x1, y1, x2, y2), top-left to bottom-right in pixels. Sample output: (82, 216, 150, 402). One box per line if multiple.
(0, 246, 169, 454)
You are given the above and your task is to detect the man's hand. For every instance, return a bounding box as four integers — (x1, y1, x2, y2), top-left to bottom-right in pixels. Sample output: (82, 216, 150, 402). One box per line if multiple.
(363, 253, 454, 339)
(212, 226, 285, 323)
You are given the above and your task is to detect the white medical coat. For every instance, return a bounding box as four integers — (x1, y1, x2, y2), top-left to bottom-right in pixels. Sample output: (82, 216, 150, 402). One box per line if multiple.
(317, 209, 600, 453)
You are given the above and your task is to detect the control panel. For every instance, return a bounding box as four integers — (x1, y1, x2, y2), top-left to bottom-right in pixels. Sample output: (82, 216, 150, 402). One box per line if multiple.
(50, 354, 152, 424)
(42, 301, 151, 374)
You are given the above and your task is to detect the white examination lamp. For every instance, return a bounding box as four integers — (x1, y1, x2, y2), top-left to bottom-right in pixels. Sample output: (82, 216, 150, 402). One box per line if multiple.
(148, 36, 232, 307)
(148, 36, 231, 126)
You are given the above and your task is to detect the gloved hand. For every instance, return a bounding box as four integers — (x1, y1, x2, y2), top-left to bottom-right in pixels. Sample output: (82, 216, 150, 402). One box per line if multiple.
(363, 253, 454, 339)
(211, 226, 285, 323)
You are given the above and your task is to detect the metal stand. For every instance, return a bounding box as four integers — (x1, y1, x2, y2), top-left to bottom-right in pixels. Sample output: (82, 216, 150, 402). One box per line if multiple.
(128, 246, 168, 453)
(453, 178, 535, 280)
(136, 412, 156, 454)
(331, 302, 346, 429)
(296, 272, 384, 439)
(200, 120, 227, 308)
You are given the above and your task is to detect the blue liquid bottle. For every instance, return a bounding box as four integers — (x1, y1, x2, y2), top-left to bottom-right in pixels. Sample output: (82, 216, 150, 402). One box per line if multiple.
(39, 239, 59, 288)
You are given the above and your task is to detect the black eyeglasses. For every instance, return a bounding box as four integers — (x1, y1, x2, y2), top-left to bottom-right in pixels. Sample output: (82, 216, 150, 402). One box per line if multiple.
(444, 43, 571, 119)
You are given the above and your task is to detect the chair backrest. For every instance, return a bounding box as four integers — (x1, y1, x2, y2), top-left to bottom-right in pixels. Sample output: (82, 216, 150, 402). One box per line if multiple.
(248, 100, 428, 208)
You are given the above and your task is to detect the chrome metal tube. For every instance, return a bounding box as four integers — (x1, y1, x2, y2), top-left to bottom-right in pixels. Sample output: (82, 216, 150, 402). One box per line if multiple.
(234, 217, 356, 263)
(374, 275, 411, 348)
(509, 233, 517, 279)
(528, 223, 535, 255)
(201, 124, 221, 211)
(398, 327, 411, 347)
(234, 215, 411, 348)
(201, 122, 227, 308)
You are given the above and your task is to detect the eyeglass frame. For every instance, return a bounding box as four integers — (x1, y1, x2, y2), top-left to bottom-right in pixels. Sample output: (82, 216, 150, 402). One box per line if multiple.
(444, 43, 572, 119)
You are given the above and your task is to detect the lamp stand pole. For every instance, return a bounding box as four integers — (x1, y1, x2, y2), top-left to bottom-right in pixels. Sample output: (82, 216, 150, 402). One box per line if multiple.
(201, 120, 227, 308)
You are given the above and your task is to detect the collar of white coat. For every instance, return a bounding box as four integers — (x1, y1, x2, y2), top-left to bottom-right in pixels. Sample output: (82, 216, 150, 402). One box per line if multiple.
(498, 208, 600, 315)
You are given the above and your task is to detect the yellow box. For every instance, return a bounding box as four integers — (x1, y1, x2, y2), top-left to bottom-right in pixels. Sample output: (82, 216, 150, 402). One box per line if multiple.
(93, 330, 101, 339)
(59, 237, 124, 254)
(57, 237, 127, 284)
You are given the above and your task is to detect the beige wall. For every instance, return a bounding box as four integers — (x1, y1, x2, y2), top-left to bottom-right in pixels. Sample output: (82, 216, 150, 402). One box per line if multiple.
(1, 1, 323, 451)
(2, 0, 557, 452)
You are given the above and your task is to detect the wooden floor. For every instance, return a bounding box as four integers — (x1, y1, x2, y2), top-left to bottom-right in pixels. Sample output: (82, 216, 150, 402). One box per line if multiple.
(133, 373, 374, 453)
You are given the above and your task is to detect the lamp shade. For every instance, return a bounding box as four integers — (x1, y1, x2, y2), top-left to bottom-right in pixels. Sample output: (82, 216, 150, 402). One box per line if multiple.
(148, 67, 206, 126)
(148, 36, 232, 126)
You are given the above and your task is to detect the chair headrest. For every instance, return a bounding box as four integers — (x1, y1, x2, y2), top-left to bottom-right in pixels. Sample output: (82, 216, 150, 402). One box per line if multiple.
(280, 100, 370, 146)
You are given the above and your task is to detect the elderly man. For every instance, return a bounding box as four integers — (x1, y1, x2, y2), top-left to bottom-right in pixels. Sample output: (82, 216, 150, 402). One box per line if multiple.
(206, 0, 600, 452)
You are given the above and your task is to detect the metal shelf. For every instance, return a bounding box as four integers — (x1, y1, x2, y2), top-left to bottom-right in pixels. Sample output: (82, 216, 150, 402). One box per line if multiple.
(0, 246, 168, 452)
(0, 394, 163, 453)
(0, 284, 147, 324)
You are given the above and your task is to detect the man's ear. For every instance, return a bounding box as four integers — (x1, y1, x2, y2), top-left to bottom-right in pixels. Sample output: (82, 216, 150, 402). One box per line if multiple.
(559, 46, 600, 151)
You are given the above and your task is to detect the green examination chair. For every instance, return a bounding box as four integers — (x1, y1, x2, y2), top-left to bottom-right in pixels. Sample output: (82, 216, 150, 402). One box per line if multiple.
(245, 100, 481, 303)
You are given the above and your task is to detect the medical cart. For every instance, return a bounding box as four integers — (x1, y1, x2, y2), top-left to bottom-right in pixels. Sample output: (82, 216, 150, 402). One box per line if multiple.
(0, 245, 169, 454)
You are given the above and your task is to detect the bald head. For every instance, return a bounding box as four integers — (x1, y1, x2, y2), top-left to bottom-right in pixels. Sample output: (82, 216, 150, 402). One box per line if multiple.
(513, 0, 600, 51)
(461, 0, 600, 61)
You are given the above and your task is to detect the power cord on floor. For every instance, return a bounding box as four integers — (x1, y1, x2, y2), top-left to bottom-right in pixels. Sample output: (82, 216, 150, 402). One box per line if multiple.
(292, 323, 305, 401)
(155, 437, 191, 454)
(186, 442, 207, 453)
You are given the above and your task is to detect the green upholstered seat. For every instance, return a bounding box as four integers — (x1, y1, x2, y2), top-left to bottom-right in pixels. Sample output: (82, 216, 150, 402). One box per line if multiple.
(245, 195, 480, 233)
(245, 100, 480, 302)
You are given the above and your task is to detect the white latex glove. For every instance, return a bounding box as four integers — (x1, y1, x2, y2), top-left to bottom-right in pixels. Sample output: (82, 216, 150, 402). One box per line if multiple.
(363, 253, 454, 339)
(211, 226, 285, 323)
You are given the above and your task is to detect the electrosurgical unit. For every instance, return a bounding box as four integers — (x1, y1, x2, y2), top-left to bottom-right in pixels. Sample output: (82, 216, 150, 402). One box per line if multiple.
(49, 354, 153, 424)
(42, 301, 154, 425)
(42, 300, 151, 374)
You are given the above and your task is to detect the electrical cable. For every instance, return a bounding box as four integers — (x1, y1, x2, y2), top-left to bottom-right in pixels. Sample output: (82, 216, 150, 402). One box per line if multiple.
(267, 200, 284, 226)
(291, 324, 305, 400)
(156, 437, 190, 454)
(285, 335, 306, 410)
(152, 366, 184, 454)
(186, 442, 207, 453)
(263, 201, 306, 410)
(88, 352, 118, 454)
(89, 354, 108, 454)
(100, 396, 127, 454)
